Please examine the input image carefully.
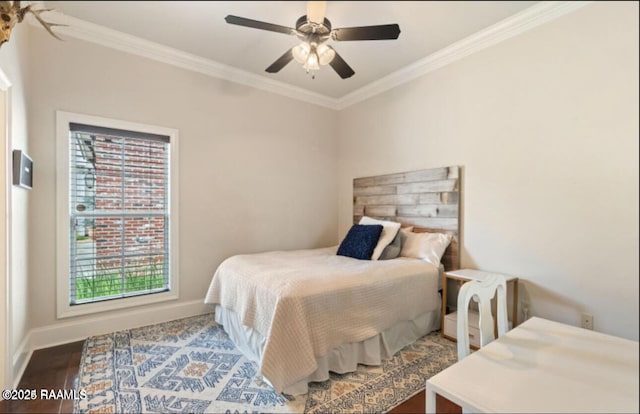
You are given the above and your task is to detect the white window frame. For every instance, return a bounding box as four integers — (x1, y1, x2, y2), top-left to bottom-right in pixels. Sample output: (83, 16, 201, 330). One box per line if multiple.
(56, 111, 179, 318)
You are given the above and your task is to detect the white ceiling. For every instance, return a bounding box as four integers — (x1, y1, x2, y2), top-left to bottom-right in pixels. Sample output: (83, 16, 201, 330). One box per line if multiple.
(43, 1, 538, 100)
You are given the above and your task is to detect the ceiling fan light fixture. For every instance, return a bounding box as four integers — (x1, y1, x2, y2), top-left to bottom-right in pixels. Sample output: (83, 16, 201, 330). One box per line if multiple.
(316, 43, 335, 65)
(292, 42, 311, 63)
(294, 42, 327, 73)
(303, 48, 320, 71)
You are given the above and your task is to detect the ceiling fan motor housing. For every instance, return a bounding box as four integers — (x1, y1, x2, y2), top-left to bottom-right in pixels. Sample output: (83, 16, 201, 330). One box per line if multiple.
(296, 15, 332, 35)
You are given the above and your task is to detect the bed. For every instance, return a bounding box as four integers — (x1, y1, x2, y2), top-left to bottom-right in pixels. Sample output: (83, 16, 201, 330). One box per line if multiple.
(204, 166, 461, 395)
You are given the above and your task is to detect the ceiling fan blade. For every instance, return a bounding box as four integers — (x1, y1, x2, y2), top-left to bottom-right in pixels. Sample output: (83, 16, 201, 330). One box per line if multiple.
(225, 15, 296, 35)
(331, 24, 401, 41)
(328, 48, 355, 79)
(307, 1, 327, 24)
(265, 49, 294, 73)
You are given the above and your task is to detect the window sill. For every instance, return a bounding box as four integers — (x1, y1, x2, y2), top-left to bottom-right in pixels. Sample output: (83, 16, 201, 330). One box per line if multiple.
(57, 290, 179, 319)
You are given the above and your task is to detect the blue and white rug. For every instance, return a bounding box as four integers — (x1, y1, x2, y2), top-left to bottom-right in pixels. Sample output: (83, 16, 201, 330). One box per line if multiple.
(74, 313, 456, 413)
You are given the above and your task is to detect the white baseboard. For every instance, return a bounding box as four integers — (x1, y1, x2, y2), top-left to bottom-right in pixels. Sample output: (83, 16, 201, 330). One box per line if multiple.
(12, 299, 212, 386)
(12, 333, 32, 389)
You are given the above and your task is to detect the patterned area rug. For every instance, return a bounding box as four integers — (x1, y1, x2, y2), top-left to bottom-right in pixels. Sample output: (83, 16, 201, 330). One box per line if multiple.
(75, 313, 456, 413)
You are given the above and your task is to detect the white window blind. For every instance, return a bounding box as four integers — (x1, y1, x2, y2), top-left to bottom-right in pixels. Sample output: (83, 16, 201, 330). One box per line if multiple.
(68, 123, 171, 305)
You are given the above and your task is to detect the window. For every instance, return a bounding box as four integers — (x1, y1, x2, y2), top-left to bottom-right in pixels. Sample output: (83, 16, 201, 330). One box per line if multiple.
(57, 112, 179, 318)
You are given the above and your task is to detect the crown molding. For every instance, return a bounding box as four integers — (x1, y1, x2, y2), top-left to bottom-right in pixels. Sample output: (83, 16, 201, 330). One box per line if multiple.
(337, 1, 591, 109)
(29, 1, 590, 111)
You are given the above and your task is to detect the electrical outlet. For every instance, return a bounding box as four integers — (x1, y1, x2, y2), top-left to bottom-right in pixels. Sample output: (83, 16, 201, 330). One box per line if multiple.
(581, 313, 593, 330)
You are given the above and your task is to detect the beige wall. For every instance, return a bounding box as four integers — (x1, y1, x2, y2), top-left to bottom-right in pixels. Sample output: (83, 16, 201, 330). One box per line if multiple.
(26, 31, 338, 330)
(0, 25, 32, 382)
(337, 2, 639, 340)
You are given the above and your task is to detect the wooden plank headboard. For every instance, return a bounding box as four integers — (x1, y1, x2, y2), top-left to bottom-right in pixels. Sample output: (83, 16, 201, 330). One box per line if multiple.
(353, 166, 460, 271)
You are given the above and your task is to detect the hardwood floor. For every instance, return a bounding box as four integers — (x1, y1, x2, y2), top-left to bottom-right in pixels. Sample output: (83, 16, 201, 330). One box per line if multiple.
(0, 341, 84, 414)
(0, 340, 460, 413)
(391, 390, 461, 414)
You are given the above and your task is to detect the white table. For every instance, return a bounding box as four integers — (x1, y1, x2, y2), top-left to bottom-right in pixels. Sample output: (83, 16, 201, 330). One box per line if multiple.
(426, 317, 639, 413)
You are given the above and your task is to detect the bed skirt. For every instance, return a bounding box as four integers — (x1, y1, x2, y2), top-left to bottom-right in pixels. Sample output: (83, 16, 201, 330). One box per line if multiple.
(214, 302, 441, 395)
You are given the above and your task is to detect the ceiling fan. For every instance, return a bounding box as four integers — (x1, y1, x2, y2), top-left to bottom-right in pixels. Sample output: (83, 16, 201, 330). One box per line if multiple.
(225, 1, 401, 79)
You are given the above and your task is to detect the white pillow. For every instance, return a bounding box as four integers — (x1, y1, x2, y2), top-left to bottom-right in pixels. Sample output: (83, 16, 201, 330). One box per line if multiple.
(400, 231, 452, 266)
(359, 216, 401, 260)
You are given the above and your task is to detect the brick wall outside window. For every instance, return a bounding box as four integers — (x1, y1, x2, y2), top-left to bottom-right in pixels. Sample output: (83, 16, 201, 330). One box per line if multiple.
(92, 136, 168, 279)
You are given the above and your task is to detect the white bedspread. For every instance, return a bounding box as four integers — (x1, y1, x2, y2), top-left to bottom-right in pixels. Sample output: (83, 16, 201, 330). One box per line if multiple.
(204, 246, 440, 393)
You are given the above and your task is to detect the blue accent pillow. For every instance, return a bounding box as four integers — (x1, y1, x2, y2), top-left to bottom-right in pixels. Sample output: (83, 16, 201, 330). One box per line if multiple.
(337, 224, 383, 260)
